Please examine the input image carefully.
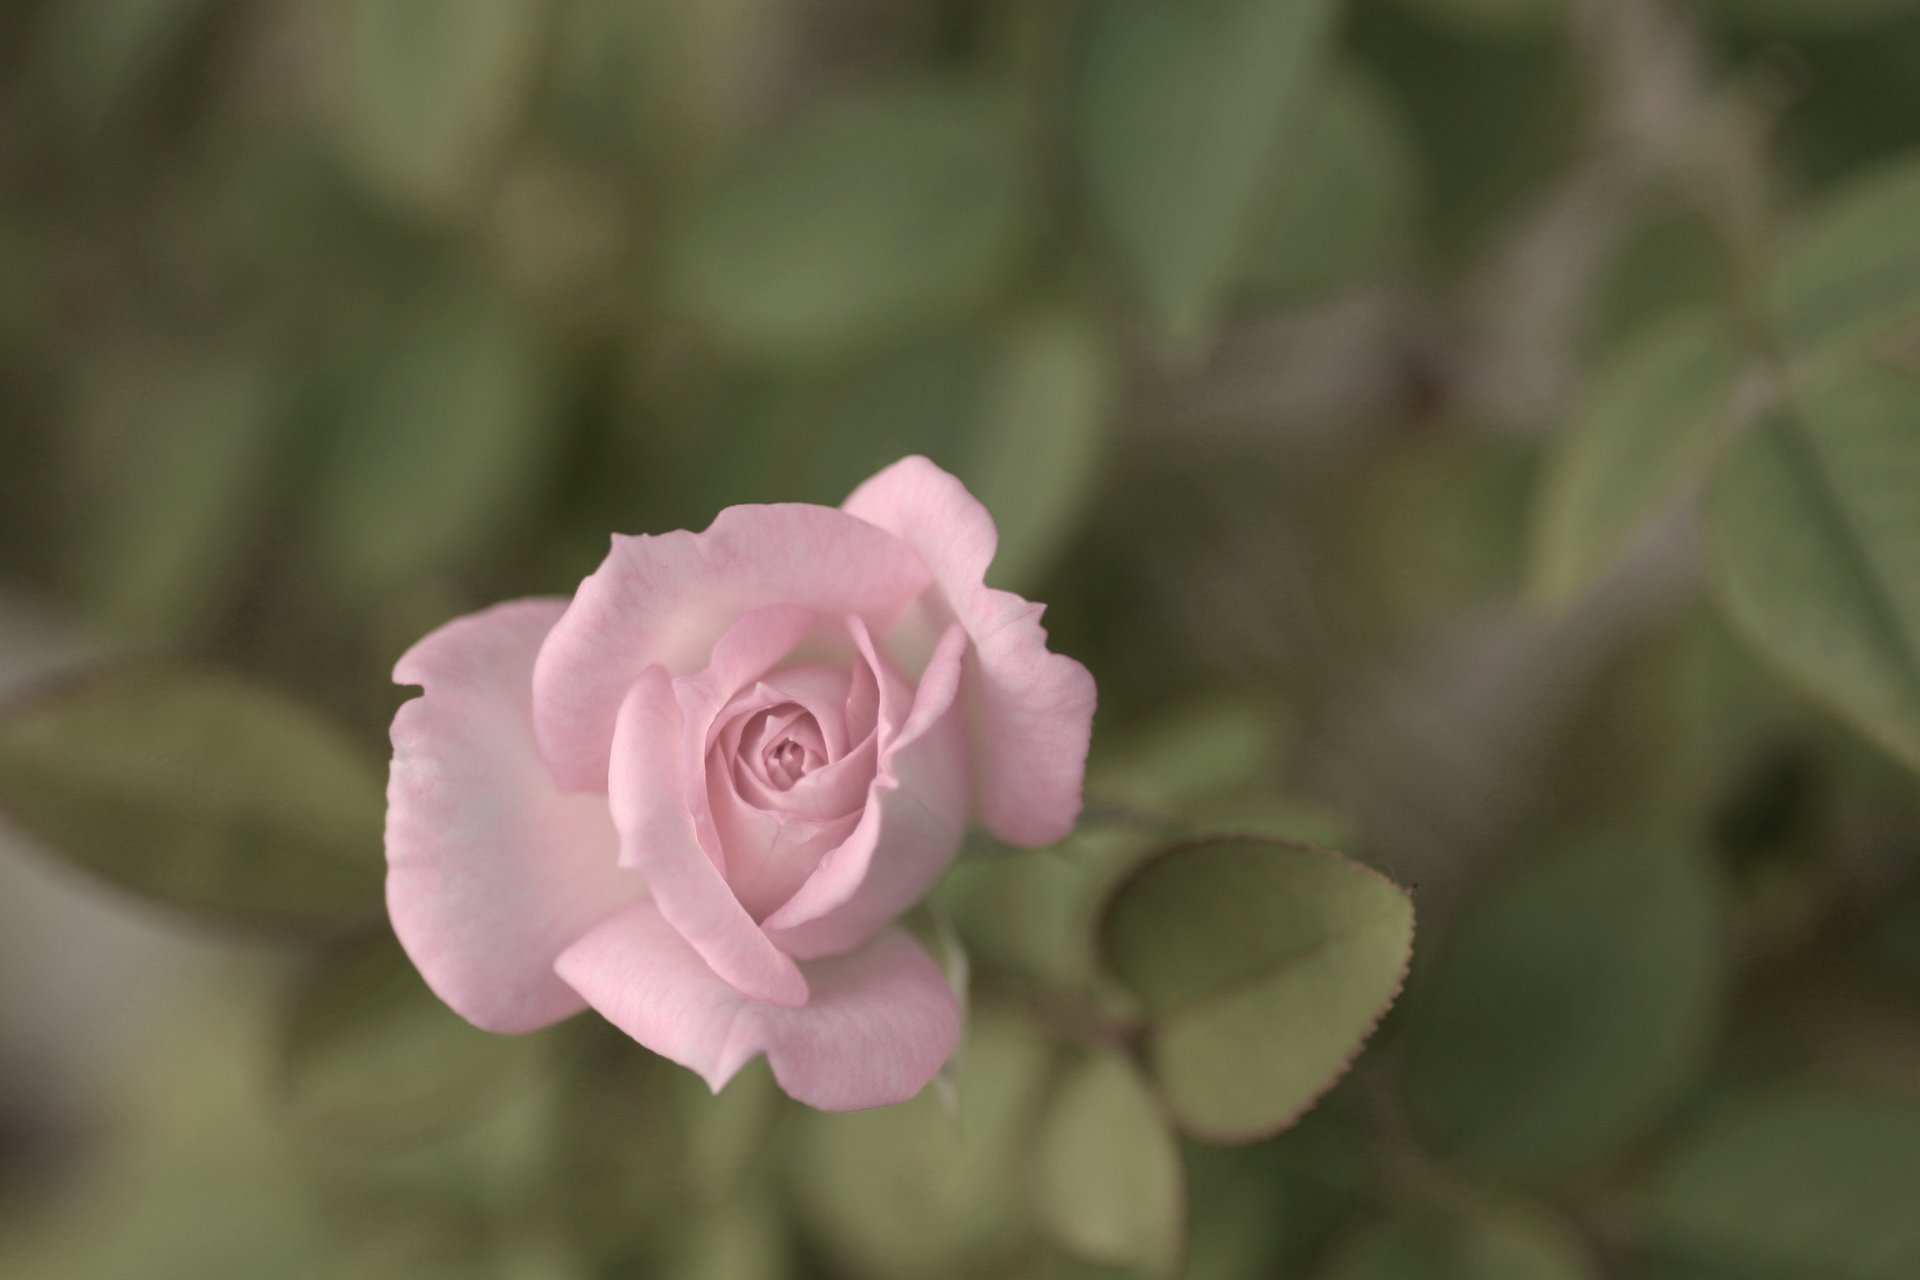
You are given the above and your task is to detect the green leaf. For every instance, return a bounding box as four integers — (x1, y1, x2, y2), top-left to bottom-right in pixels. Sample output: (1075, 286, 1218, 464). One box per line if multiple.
(1402, 837, 1723, 1182)
(963, 308, 1115, 592)
(310, 285, 558, 591)
(333, 0, 546, 209)
(1871, 887, 1920, 1001)
(1237, 67, 1424, 303)
(1035, 1050, 1185, 1275)
(1094, 697, 1292, 814)
(935, 827, 1148, 998)
(1647, 1088, 1920, 1279)
(1321, 1203, 1598, 1280)
(667, 80, 1036, 363)
(1370, 434, 1538, 615)
(792, 1014, 1052, 1277)
(1100, 836, 1414, 1142)
(549, 1023, 685, 1269)
(1073, 0, 1343, 341)
(1589, 203, 1732, 350)
(1391, 0, 1570, 36)
(0, 667, 384, 932)
(674, 1056, 781, 1206)
(721, 306, 1110, 589)
(72, 342, 286, 640)
(666, 1189, 792, 1280)
(1530, 310, 1743, 605)
(1707, 363, 1920, 776)
(1710, 0, 1920, 36)
(278, 932, 541, 1150)
(1774, 155, 1920, 357)
(33, 0, 222, 131)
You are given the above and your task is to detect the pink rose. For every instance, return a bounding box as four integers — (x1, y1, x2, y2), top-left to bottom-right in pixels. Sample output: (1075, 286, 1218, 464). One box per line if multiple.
(385, 457, 1095, 1110)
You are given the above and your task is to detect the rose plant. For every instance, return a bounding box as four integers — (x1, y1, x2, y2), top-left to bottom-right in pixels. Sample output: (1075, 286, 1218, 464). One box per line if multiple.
(384, 457, 1096, 1110)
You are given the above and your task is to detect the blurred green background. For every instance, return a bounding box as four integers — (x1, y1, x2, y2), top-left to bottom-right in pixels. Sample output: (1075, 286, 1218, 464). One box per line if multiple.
(3, 0, 1920, 1276)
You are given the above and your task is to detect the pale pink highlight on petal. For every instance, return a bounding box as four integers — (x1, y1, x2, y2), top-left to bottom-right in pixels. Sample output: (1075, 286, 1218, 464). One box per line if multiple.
(844, 456, 1096, 846)
(608, 667, 807, 1008)
(533, 505, 930, 791)
(763, 623, 970, 958)
(386, 600, 642, 1034)
(555, 898, 961, 1111)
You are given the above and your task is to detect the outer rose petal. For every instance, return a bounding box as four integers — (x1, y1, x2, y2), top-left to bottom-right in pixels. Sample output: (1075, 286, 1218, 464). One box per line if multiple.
(609, 667, 808, 1008)
(763, 624, 969, 959)
(534, 504, 931, 791)
(844, 456, 1096, 845)
(556, 898, 960, 1111)
(386, 600, 643, 1034)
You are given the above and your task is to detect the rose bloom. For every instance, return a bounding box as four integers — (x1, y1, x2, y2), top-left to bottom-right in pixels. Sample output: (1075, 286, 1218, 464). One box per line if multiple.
(385, 457, 1095, 1110)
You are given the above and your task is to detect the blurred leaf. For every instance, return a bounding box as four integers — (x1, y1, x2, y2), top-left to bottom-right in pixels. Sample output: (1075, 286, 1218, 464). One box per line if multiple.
(1871, 887, 1920, 1000)
(32, 0, 221, 131)
(1530, 310, 1743, 605)
(0, 213, 40, 351)
(1369, 434, 1537, 616)
(938, 697, 1329, 1001)
(544, 0, 667, 156)
(1321, 1202, 1597, 1280)
(1774, 155, 1920, 358)
(667, 80, 1036, 363)
(1177, 1143, 1293, 1280)
(71, 341, 285, 639)
(0, 666, 384, 931)
(1073, 0, 1343, 341)
(1349, 0, 1575, 260)
(1403, 836, 1723, 1182)
(1095, 696, 1292, 814)
(1587, 607, 1820, 841)
(964, 308, 1115, 592)
(730, 306, 1109, 588)
(310, 284, 558, 591)
(793, 1013, 1052, 1277)
(1035, 1049, 1185, 1275)
(1392, 0, 1568, 37)
(333, 0, 546, 210)
(1707, 363, 1920, 776)
(1237, 67, 1424, 302)
(936, 827, 1148, 997)
(1646, 1088, 1920, 1279)
(277, 932, 541, 1151)
(674, 1055, 780, 1206)
(686, 338, 983, 519)
(299, 1079, 559, 1259)
(545, 0, 776, 168)
(1101, 836, 1414, 1142)
(1589, 203, 1730, 352)
(549, 1024, 684, 1268)
(1709, 0, 1920, 34)
(197, 139, 413, 295)
(666, 1188, 792, 1280)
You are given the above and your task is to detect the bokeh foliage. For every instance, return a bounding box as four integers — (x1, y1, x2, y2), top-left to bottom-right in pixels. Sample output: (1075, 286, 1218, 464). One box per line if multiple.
(2, 0, 1920, 1277)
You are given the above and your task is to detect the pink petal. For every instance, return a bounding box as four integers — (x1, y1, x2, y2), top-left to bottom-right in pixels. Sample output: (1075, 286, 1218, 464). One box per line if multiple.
(667, 604, 821, 873)
(705, 623, 894, 919)
(708, 766, 861, 921)
(386, 600, 643, 1034)
(762, 623, 970, 958)
(844, 457, 1096, 845)
(555, 898, 961, 1111)
(737, 661, 856, 759)
(533, 505, 931, 791)
(608, 666, 807, 1008)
